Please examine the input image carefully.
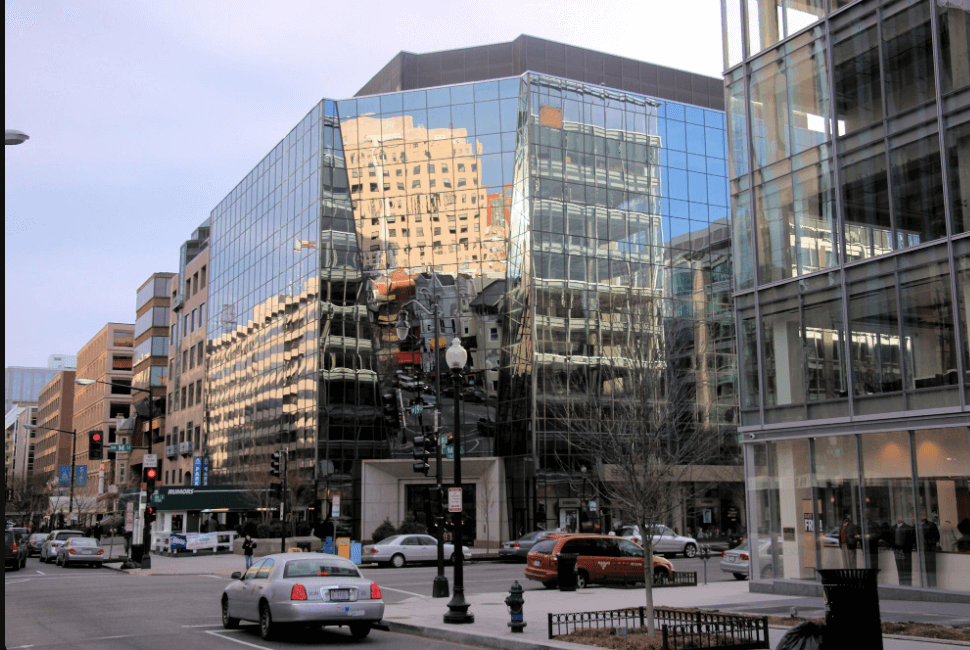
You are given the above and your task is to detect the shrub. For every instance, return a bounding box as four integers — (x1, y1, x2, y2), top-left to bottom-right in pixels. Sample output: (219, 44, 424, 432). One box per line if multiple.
(241, 520, 259, 537)
(294, 522, 312, 536)
(397, 514, 426, 535)
(371, 518, 396, 543)
(255, 523, 272, 539)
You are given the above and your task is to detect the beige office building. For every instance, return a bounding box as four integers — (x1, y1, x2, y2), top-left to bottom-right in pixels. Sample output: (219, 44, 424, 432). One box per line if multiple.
(35, 371, 75, 489)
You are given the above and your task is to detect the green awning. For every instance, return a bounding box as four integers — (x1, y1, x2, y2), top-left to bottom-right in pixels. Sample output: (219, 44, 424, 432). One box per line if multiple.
(154, 486, 255, 512)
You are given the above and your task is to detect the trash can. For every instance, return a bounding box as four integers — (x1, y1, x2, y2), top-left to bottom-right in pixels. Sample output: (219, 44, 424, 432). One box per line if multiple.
(130, 544, 144, 563)
(817, 569, 882, 650)
(557, 553, 579, 591)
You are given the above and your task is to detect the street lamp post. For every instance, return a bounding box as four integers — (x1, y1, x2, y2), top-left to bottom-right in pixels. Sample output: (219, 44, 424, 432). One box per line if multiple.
(444, 337, 473, 624)
(75, 378, 155, 568)
(396, 299, 449, 598)
(25, 424, 77, 524)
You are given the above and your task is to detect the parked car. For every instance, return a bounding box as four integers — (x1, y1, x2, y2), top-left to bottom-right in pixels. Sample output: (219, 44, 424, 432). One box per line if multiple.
(719, 538, 783, 580)
(222, 553, 384, 640)
(6, 530, 24, 571)
(524, 534, 675, 589)
(27, 533, 48, 557)
(616, 525, 698, 558)
(56, 537, 104, 568)
(40, 530, 86, 564)
(361, 534, 471, 568)
(498, 530, 560, 561)
(461, 387, 486, 403)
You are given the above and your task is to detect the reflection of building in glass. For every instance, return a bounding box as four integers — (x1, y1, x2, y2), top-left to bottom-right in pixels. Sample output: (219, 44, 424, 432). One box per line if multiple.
(723, 0, 970, 598)
(205, 37, 736, 545)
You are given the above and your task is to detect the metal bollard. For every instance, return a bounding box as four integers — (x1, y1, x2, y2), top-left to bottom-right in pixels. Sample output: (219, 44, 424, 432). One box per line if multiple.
(505, 580, 527, 632)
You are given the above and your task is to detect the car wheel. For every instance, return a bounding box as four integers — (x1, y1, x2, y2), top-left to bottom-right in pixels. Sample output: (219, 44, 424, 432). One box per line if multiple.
(391, 553, 406, 569)
(542, 580, 558, 589)
(683, 543, 697, 558)
(221, 597, 240, 629)
(259, 602, 275, 640)
(349, 623, 371, 639)
(760, 564, 773, 579)
(732, 573, 747, 581)
(575, 571, 589, 589)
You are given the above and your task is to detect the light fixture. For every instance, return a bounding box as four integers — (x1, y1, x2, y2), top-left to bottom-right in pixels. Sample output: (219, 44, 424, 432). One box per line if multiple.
(395, 311, 410, 342)
(75, 378, 96, 386)
(445, 338, 467, 370)
(5, 129, 29, 145)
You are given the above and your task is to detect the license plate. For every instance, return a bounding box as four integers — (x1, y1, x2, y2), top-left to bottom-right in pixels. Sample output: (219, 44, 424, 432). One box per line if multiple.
(82, 550, 93, 555)
(533, 560, 540, 567)
(330, 589, 350, 601)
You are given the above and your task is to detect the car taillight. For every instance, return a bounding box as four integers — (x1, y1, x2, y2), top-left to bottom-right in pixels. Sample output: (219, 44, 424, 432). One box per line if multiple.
(370, 583, 382, 599)
(370, 548, 380, 554)
(69, 548, 76, 555)
(290, 584, 307, 601)
(722, 551, 726, 557)
(98, 549, 104, 555)
(740, 553, 749, 561)
(11, 542, 17, 552)
(513, 542, 520, 548)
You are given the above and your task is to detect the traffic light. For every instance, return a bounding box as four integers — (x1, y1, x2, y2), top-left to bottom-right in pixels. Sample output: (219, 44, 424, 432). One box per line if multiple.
(144, 467, 157, 493)
(270, 451, 282, 478)
(145, 506, 156, 524)
(88, 430, 103, 460)
(269, 482, 283, 501)
(412, 432, 435, 475)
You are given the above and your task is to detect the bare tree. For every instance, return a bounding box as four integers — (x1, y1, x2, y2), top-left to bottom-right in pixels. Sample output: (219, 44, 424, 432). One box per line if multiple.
(548, 291, 722, 639)
(6, 474, 49, 528)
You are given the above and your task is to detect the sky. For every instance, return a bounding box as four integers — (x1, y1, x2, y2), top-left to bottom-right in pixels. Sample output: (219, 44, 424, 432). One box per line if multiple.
(4, 0, 724, 368)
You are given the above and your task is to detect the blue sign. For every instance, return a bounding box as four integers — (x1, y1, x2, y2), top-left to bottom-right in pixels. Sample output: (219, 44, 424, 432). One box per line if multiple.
(74, 465, 87, 488)
(350, 542, 362, 564)
(58, 465, 71, 488)
(193, 457, 202, 486)
(171, 534, 187, 550)
(202, 457, 209, 486)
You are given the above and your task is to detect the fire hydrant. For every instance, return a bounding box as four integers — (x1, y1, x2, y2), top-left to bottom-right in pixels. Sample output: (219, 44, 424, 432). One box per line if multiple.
(505, 580, 527, 632)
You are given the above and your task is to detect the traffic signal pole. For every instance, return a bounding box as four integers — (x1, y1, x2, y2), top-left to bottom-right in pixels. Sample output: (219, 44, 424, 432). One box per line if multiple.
(431, 302, 448, 598)
(68, 429, 77, 525)
(281, 449, 288, 553)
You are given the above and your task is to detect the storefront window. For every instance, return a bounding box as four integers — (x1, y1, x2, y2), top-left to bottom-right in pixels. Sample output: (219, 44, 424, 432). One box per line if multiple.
(752, 439, 813, 581)
(814, 435, 862, 571)
(914, 428, 970, 592)
(860, 430, 920, 587)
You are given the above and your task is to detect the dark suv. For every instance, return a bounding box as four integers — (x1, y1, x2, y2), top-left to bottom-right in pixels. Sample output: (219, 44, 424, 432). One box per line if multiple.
(6, 530, 23, 571)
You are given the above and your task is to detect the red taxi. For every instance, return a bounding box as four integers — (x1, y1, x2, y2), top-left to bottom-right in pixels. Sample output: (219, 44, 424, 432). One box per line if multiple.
(524, 534, 675, 589)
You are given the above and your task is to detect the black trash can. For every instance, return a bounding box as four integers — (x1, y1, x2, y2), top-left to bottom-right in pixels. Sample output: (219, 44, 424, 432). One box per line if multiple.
(817, 569, 882, 650)
(557, 553, 579, 591)
(130, 543, 144, 563)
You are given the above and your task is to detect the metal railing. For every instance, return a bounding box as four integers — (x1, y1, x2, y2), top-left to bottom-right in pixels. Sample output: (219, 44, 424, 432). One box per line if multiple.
(548, 606, 769, 650)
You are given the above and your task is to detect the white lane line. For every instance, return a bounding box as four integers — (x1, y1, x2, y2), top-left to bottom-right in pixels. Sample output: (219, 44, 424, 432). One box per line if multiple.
(36, 571, 45, 575)
(205, 630, 273, 649)
(181, 623, 223, 628)
(379, 586, 426, 598)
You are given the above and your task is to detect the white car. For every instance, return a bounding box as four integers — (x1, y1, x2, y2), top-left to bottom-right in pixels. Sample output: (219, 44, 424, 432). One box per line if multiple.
(616, 525, 698, 558)
(361, 534, 471, 568)
(40, 530, 86, 564)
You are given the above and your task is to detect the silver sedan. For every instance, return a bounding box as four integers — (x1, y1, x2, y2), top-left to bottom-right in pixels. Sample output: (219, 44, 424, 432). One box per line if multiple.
(222, 553, 384, 641)
(361, 534, 471, 568)
(55, 537, 104, 567)
(616, 525, 699, 557)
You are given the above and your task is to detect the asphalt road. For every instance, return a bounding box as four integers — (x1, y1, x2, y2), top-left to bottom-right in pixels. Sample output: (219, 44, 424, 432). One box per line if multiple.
(3, 557, 482, 650)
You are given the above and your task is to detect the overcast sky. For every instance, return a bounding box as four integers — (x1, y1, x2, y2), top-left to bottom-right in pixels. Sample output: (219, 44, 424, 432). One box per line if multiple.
(5, 0, 724, 368)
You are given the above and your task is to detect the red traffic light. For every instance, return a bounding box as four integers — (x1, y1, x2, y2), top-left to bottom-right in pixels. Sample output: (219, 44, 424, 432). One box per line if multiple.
(92, 433, 102, 442)
(146, 468, 157, 479)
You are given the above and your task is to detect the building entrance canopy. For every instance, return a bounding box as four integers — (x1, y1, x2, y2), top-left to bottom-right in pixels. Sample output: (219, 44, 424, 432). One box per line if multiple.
(154, 485, 252, 512)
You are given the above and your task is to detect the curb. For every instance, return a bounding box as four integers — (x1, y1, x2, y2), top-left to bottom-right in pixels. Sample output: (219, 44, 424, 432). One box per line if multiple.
(375, 619, 591, 650)
(767, 625, 970, 648)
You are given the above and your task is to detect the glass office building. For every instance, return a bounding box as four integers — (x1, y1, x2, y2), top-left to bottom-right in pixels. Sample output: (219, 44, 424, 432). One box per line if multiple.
(722, 0, 970, 597)
(206, 37, 739, 543)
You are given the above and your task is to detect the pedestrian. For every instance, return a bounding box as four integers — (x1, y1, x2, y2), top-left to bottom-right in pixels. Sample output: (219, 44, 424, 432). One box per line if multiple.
(123, 529, 132, 556)
(93, 522, 103, 542)
(243, 535, 257, 570)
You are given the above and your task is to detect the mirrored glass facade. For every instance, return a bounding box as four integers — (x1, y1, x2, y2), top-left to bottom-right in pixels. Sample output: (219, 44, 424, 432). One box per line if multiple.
(207, 60, 737, 540)
(723, 0, 970, 596)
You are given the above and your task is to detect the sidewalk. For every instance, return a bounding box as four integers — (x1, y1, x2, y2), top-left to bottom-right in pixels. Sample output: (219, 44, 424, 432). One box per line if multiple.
(103, 553, 969, 649)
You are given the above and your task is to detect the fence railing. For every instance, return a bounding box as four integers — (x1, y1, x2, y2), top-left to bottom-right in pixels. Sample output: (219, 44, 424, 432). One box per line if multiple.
(655, 571, 697, 588)
(548, 606, 769, 650)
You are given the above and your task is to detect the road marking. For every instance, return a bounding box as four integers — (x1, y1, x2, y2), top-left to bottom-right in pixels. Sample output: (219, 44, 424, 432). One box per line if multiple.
(205, 630, 274, 649)
(182, 623, 223, 628)
(35, 570, 45, 575)
(379, 586, 426, 598)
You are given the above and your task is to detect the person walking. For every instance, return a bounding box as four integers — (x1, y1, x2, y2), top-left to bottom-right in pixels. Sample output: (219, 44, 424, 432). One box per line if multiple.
(839, 515, 861, 569)
(242, 535, 257, 570)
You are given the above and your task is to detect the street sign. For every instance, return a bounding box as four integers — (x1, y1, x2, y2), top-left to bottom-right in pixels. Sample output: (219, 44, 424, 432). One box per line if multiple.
(444, 445, 464, 460)
(333, 495, 341, 518)
(58, 465, 71, 488)
(439, 435, 449, 447)
(125, 503, 134, 532)
(143, 454, 158, 468)
(448, 487, 462, 512)
(410, 404, 424, 415)
(109, 444, 132, 452)
(153, 494, 164, 503)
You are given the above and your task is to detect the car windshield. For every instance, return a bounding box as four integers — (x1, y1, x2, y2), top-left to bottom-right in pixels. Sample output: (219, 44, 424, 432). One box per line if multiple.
(520, 531, 542, 542)
(30, 534, 47, 542)
(284, 560, 361, 578)
(530, 539, 559, 555)
(618, 527, 638, 537)
(69, 538, 99, 547)
(55, 532, 83, 541)
(730, 541, 750, 552)
(374, 536, 400, 546)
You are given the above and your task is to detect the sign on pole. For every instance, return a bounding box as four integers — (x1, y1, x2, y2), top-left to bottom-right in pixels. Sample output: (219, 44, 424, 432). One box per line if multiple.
(58, 465, 71, 488)
(411, 403, 424, 415)
(448, 487, 462, 513)
(332, 495, 341, 518)
(192, 457, 202, 486)
(143, 454, 158, 468)
(74, 465, 87, 488)
(125, 502, 134, 532)
(109, 444, 132, 452)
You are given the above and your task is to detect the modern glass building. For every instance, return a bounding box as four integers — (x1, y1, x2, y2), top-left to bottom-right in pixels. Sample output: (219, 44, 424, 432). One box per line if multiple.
(205, 36, 740, 545)
(721, 0, 969, 598)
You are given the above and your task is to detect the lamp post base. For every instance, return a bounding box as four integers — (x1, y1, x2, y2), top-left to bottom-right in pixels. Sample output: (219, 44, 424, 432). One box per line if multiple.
(433, 575, 450, 598)
(444, 589, 474, 624)
(140, 554, 152, 570)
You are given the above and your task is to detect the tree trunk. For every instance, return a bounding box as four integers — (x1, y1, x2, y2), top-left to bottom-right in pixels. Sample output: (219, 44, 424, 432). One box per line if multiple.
(642, 535, 656, 638)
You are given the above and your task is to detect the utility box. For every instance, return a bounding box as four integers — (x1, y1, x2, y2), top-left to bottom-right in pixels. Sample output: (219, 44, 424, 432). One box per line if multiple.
(337, 537, 351, 559)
